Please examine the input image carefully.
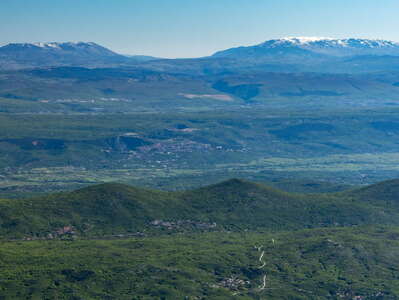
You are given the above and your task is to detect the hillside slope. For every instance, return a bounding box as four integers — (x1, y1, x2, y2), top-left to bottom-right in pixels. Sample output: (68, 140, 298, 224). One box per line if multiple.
(2, 179, 399, 238)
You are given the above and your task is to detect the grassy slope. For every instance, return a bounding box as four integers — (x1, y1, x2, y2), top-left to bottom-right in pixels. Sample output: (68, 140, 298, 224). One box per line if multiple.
(1, 227, 399, 299)
(2, 178, 399, 238)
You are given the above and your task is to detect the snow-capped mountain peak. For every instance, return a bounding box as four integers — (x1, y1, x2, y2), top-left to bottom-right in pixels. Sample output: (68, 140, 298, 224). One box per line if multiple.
(0, 41, 128, 68)
(213, 37, 399, 59)
(261, 37, 399, 50)
(0, 42, 120, 56)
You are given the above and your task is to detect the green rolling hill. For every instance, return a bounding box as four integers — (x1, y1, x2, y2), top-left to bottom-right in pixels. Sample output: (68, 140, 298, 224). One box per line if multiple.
(2, 179, 399, 298)
(2, 178, 399, 239)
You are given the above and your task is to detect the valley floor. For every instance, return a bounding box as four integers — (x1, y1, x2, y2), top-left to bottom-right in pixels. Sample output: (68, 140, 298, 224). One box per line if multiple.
(3, 107, 399, 197)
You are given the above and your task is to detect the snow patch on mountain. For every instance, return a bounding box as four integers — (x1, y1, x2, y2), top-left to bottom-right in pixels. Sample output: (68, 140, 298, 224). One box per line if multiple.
(33, 42, 62, 49)
(31, 42, 101, 49)
(272, 37, 335, 44)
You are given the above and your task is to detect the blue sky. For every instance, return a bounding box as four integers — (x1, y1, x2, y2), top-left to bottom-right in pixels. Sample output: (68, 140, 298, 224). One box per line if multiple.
(1, 0, 399, 58)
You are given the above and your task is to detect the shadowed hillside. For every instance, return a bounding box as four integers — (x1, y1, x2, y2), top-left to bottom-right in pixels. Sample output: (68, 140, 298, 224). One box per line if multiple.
(344, 179, 399, 207)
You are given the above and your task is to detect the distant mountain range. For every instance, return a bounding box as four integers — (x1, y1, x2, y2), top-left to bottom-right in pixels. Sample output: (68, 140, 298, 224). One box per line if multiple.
(213, 37, 399, 58)
(0, 42, 160, 69)
(2, 38, 399, 71)
(208, 37, 399, 73)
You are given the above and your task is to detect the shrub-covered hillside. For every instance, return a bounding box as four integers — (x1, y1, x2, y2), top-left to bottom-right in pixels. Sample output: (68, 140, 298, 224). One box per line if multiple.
(2, 178, 399, 239)
(1, 227, 399, 299)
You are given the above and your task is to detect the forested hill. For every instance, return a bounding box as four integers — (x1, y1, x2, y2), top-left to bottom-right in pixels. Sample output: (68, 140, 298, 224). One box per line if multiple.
(2, 178, 399, 239)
